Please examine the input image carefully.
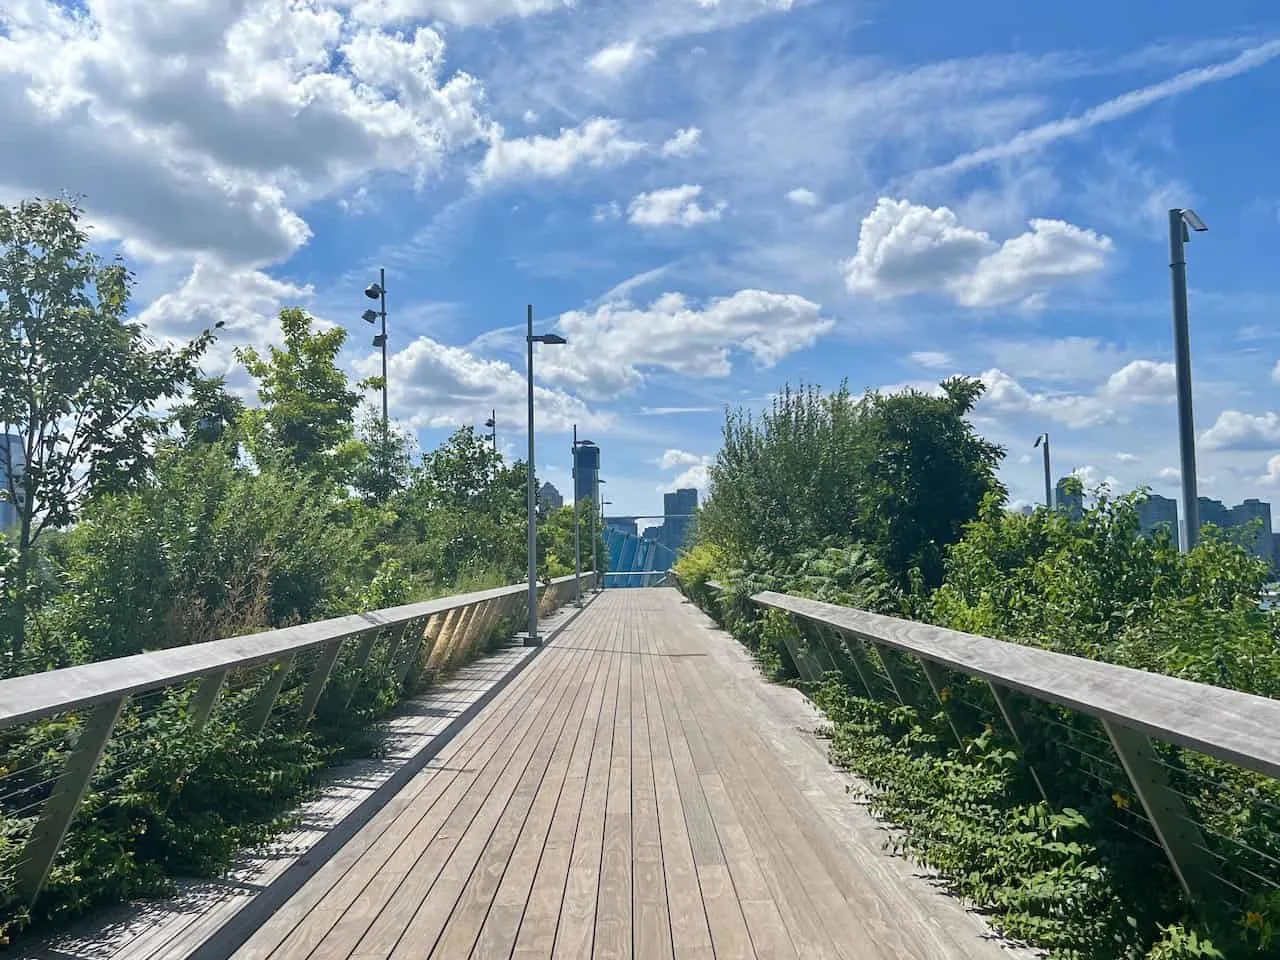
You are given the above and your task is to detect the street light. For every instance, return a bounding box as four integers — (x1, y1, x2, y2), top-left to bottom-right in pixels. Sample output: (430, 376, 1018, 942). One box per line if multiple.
(1033, 433, 1053, 510)
(595, 480, 606, 592)
(363, 269, 389, 494)
(484, 410, 496, 451)
(525, 305, 567, 646)
(1169, 207, 1208, 552)
(571, 433, 596, 607)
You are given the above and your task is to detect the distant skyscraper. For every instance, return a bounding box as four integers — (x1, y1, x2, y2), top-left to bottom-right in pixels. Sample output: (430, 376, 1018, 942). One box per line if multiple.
(538, 482, 563, 516)
(1054, 476, 1083, 521)
(0, 434, 23, 533)
(1136, 493, 1179, 549)
(1197, 497, 1230, 532)
(573, 442, 600, 502)
(1231, 498, 1274, 568)
(662, 487, 699, 551)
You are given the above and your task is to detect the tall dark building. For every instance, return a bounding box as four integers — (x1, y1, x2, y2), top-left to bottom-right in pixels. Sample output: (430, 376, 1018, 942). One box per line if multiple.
(1, 433, 23, 532)
(1198, 497, 1231, 531)
(573, 442, 600, 503)
(1231, 499, 1274, 569)
(661, 487, 699, 551)
(1136, 493, 1179, 549)
(1054, 476, 1083, 521)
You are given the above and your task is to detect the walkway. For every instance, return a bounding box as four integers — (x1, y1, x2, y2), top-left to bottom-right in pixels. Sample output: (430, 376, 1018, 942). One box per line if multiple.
(228, 589, 1014, 960)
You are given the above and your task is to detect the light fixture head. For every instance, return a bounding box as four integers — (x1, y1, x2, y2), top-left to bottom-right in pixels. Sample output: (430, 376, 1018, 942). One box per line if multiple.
(372, 333, 387, 348)
(532, 333, 567, 345)
(1034, 434, 1044, 448)
(484, 417, 495, 429)
(361, 308, 378, 324)
(1180, 208, 1208, 232)
(364, 282, 383, 300)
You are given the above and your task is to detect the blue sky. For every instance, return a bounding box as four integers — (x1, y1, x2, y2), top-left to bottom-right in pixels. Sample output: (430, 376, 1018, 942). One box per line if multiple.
(3, 0, 1280, 523)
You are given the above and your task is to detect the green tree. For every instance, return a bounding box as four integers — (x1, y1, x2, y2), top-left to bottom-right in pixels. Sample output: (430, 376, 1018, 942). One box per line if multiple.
(170, 374, 245, 446)
(351, 408, 414, 503)
(0, 198, 209, 659)
(236, 307, 368, 481)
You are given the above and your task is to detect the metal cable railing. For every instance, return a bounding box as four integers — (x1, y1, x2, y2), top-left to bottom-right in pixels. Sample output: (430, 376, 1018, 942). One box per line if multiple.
(677, 577, 1280, 918)
(0, 572, 591, 928)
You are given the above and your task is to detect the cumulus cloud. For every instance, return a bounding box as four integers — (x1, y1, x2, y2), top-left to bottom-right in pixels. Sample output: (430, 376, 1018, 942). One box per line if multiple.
(477, 118, 644, 182)
(587, 40, 648, 76)
(786, 187, 820, 207)
(370, 336, 606, 433)
(657, 450, 713, 493)
(1201, 410, 1280, 451)
(350, 0, 573, 27)
(1101, 360, 1176, 402)
(1115, 452, 1139, 463)
(842, 198, 1112, 308)
(1259, 455, 1280, 486)
(659, 449, 707, 470)
(541, 289, 832, 399)
(661, 127, 703, 158)
(627, 184, 725, 226)
(979, 368, 1116, 428)
(0, 2, 492, 266)
(910, 350, 952, 368)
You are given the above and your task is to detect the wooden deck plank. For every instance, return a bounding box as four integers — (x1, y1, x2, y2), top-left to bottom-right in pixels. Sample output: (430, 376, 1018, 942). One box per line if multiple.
(594, 607, 634, 959)
(639, 641, 715, 960)
(302, 641, 594, 958)
(426, 642, 610, 958)
(509, 627, 620, 958)
(554, 611, 624, 960)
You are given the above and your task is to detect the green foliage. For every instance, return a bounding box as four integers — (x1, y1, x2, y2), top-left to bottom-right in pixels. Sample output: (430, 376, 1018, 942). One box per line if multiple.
(698, 379, 1003, 591)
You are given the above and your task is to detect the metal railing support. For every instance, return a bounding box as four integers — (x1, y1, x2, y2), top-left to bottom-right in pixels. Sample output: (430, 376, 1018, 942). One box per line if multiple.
(245, 654, 296, 735)
(915, 657, 964, 746)
(1103, 720, 1219, 904)
(426, 606, 466, 674)
(871, 642, 916, 707)
(16, 696, 127, 905)
(830, 628, 882, 699)
(396, 614, 439, 690)
(300, 639, 345, 723)
(987, 682, 1054, 805)
(189, 669, 229, 730)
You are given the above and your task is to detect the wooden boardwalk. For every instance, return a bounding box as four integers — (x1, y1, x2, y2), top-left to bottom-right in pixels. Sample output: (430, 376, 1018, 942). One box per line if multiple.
(229, 589, 1016, 960)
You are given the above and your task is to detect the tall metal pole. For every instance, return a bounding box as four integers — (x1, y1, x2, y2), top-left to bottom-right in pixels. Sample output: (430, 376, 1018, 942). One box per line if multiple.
(525, 305, 539, 644)
(1169, 210, 1200, 553)
(379, 267, 388, 492)
(572, 426, 582, 607)
(1040, 434, 1053, 510)
(491, 409, 497, 451)
(592, 484, 601, 591)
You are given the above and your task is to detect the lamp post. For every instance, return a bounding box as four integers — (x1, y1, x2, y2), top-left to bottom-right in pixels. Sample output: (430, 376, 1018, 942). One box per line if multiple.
(362, 269, 389, 493)
(570, 432, 596, 608)
(1169, 207, 1208, 553)
(595, 480, 606, 592)
(484, 410, 497, 452)
(525, 305, 566, 646)
(1033, 433, 1053, 510)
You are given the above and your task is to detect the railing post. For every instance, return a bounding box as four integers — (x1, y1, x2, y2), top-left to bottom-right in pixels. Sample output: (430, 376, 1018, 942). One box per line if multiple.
(341, 627, 383, 710)
(245, 654, 296, 735)
(189, 669, 229, 730)
(299, 640, 345, 723)
(397, 614, 440, 690)
(988, 682, 1053, 805)
(828, 628, 881, 699)
(425, 606, 465, 675)
(16, 695, 127, 906)
(1102, 720, 1219, 905)
(915, 656, 964, 746)
(870, 642, 917, 706)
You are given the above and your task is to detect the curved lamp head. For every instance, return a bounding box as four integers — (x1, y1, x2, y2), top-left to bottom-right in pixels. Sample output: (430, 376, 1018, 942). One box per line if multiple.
(364, 282, 384, 300)
(361, 308, 378, 324)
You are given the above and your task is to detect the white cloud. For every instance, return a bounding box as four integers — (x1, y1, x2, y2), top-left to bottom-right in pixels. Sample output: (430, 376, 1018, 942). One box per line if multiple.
(910, 350, 952, 369)
(371, 336, 605, 433)
(1259, 455, 1280, 487)
(658, 449, 707, 469)
(137, 261, 313, 394)
(477, 118, 644, 182)
(979, 368, 1116, 428)
(1158, 466, 1181, 481)
(587, 40, 648, 76)
(593, 201, 622, 222)
(1070, 465, 1121, 495)
(921, 40, 1280, 181)
(661, 127, 703, 158)
(1101, 360, 1176, 403)
(542, 289, 832, 399)
(350, 0, 573, 27)
(1201, 410, 1280, 451)
(627, 184, 726, 227)
(0, 3, 491, 267)
(785, 187, 820, 207)
(842, 198, 1111, 308)
(1115, 452, 1138, 463)
(669, 463, 711, 492)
